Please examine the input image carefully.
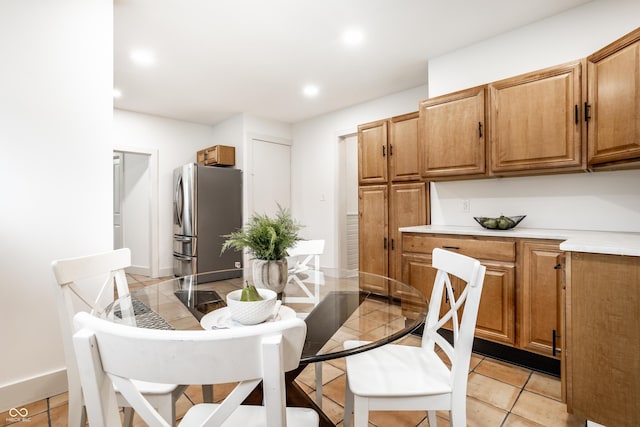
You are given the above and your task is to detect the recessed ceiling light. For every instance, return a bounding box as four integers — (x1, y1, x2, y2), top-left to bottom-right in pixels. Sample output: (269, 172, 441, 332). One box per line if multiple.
(113, 88, 122, 99)
(130, 49, 156, 66)
(303, 85, 319, 97)
(342, 29, 364, 46)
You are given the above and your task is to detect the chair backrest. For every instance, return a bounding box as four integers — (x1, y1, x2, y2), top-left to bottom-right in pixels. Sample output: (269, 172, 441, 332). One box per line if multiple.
(51, 248, 132, 402)
(422, 248, 486, 395)
(73, 311, 308, 427)
(287, 239, 325, 272)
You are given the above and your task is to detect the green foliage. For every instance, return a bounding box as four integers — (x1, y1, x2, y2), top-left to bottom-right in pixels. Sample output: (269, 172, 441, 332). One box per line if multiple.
(221, 206, 302, 261)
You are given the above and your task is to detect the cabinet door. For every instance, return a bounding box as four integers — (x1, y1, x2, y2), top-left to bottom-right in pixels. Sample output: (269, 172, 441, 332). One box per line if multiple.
(419, 86, 487, 179)
(400, 253, 438, 319)
(520, 241, 563, 358)
(389, 112, 421, 182)
(388, 182, 428, 283)
(568, 252, 640, 426)
(587, 28, 640, 167)
(358, 120, 388, 184)
(489, 61, 585, 174)
(475, 261, 516, 345)
(358, 185, 388, 294)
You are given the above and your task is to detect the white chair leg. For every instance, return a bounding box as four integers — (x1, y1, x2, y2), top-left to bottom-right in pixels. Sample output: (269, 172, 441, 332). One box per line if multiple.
(353, 395, 369, 427)
(67, 388, 84, 427)
(122, 407, 134, 427)
(427, 410, 437, 426)
(315, 362, 323, 408)
(343, 380, 354, 427)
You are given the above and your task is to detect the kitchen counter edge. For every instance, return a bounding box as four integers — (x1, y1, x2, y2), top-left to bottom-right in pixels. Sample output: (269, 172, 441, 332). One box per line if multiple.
(399, 225, 640, 257)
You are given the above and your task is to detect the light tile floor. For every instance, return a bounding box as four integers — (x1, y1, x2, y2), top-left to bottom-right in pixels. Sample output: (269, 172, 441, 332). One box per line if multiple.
(1, 274, 587, 427)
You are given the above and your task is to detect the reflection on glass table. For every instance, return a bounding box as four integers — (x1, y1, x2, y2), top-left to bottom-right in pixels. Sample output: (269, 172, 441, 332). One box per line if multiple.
(105, 267, 428, 427)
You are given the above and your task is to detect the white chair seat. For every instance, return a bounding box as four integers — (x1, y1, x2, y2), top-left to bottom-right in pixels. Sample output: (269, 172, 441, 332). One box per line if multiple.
(181, 404, 318, 426)
(345, 340, 451, 397)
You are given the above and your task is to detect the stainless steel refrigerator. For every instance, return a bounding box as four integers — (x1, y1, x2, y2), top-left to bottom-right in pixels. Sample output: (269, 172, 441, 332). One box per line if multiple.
(173, 163, 242, 282)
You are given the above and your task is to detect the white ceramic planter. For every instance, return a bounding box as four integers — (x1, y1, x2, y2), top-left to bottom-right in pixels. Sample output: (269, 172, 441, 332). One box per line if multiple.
(252, 258, 288, 294)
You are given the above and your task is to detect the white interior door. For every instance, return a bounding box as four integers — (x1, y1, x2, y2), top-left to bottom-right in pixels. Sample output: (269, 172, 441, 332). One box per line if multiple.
(250, 138, 291, 216)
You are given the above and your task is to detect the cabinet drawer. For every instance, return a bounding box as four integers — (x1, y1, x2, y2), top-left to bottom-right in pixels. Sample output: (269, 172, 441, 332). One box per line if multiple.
(402, 233, 515, 262)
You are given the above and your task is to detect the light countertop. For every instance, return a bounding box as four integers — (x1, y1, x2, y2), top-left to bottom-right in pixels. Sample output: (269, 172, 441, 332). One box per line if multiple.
(399, 225, 640, 257)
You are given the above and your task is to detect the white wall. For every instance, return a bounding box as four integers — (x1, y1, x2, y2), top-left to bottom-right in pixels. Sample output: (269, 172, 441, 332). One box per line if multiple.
(292, 85, 428, 267)
(0, 0, 112, 410)
(112, 109, 219, 275)
(427, 0, 640, 232)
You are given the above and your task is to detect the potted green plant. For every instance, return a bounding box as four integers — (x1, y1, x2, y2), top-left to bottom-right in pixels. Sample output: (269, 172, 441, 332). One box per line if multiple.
(221, 206, 302, 293)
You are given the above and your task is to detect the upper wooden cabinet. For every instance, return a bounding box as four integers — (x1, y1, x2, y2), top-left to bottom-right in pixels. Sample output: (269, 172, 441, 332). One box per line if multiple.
(358, 119, 388, 184)
(389, 112, 421, 181)
(587, 27, 640, 168)
(489, 60, 586, 175)
(358, 112, 420, 184)
(419, 86, 487, 179)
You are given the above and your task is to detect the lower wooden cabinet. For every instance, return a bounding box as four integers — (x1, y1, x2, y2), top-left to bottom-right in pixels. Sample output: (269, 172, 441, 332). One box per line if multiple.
(400, 235, 516, 345)
(566, 252, 640, 426)
(401, 233, 564, 358)
(359, 183, 428, 296)
(519, 240, 564, 358)
(358, 185, 388, 294)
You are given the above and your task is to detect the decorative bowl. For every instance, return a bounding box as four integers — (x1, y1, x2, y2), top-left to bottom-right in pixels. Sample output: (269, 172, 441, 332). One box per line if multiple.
(226, 288, 277, 325)
(474, 215, 526, 230)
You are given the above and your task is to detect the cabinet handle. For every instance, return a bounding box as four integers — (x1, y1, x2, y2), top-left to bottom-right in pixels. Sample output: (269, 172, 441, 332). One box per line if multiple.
(552, 329, 559, 357)
(389, 144, 393, 156)
(382, 145, 386, 157)
(445, 287, 455, 304)
(574, 105, 579, 124)
(478, 122, 483, 138)
(442, 245, 460, 250)
(584, 102, 591, 122)
(391, 238, 395, 250)
(554, 263, 562, 270)
(384, 237, 387, 250)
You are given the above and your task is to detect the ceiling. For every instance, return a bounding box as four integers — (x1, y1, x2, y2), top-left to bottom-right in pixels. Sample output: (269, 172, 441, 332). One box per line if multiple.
(114, 0, 592, 126)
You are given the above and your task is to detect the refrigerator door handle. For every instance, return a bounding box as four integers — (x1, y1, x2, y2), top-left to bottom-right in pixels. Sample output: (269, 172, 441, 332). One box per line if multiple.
(174, 236, 193, 242)
(174, 174, 183, 228)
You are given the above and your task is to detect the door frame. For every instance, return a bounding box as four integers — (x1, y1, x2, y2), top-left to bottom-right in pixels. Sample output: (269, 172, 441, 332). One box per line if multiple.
(113, 145, 160, 278)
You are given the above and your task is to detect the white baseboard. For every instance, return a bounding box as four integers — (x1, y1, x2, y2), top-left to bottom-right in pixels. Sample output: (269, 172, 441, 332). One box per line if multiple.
(125, 265, 151, 276)
(0, 368, 67, 413)
(159, 266, 174, 278)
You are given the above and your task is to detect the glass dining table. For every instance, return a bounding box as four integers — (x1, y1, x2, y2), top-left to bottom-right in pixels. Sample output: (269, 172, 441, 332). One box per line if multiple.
(105, 267, 428, 427)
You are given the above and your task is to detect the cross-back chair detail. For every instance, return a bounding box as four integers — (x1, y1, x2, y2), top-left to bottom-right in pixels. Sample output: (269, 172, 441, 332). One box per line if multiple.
(343, 248, 486, 427)
(51, 248, 185, 427)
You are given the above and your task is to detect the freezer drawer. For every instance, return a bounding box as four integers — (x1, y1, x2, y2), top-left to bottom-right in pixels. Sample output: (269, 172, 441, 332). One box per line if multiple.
(173, 235, 197, 257)
(173, 253, 196, 277)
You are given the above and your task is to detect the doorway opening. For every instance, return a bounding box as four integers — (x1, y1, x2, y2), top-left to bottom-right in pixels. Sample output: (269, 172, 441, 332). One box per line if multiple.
(337, 133, 359, 271)
(112, 147, 159, 278)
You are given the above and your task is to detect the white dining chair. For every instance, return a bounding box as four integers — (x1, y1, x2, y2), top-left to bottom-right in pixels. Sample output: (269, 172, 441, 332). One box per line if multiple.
(284, 239, 325, 305)
(51, 248, 186, 427)
(343, 248, 486, 427)
(72, 310, 320, 427)
(283, 239, 326, 407)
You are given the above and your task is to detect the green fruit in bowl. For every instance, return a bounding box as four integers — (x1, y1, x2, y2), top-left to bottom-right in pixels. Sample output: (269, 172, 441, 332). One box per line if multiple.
(483, 218, 498, 228)
(240, 284, 263, 301)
